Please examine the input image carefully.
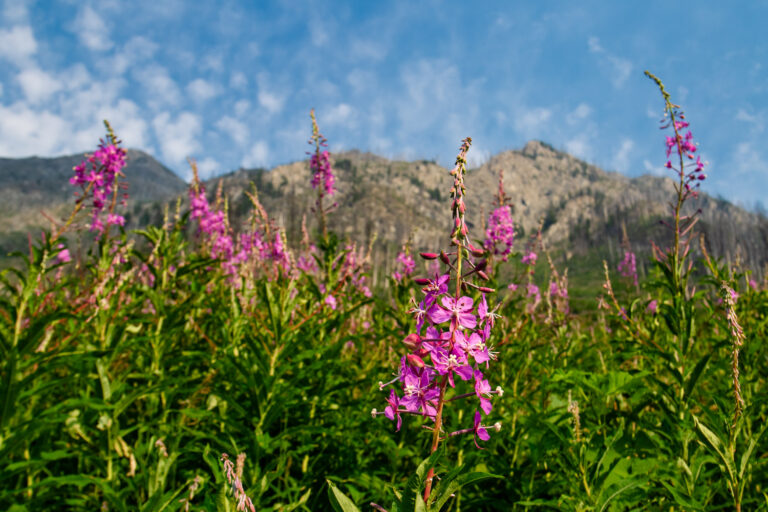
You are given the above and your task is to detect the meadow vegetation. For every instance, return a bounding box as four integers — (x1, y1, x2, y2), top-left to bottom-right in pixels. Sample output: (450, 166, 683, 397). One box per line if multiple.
(1, 74, 767, 511)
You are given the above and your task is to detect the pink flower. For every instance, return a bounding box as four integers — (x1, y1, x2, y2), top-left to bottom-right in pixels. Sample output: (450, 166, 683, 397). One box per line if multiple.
(483, 205, 515, 260)
(56, 243, 71, 263)
(428, 296, 477, 331)
(325, 295, 337, 310)
(522, 251, 537, 265)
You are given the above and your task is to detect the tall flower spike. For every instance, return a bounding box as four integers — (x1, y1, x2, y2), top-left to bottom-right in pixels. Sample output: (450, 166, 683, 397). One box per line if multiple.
(722, 283, 745, 425)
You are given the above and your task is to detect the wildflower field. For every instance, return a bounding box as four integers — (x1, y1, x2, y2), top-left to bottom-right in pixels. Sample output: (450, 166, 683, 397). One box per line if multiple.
(1, 73, 767, 511)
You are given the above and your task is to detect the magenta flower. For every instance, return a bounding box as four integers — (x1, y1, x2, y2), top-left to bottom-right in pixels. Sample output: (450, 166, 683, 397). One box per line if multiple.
(473, 411, 490, 449)
(474, 370, 493, 415)
(432, 345, 473, 388)
(483, 205, 515, 260)
(400, 368, 439, 417)
(522, 251, 537, 265)
(325, 295, 337, 310)
(463, 332, 491, 365)
(428, 296, 477, 331)
(56, 243, 71, 263)
(617, 250, 638, 286)
(384, 389, 403, 431)
(392, 251, 416, 282)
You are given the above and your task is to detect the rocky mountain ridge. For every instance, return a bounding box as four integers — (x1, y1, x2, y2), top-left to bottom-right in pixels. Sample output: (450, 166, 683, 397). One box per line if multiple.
(1, 142, 765, 282)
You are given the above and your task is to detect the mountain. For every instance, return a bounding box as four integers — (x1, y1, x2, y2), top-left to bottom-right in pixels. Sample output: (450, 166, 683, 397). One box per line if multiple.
(205, 141, 767, 285)
(0, 149, 186, 253)
(2, 142, 766, 287)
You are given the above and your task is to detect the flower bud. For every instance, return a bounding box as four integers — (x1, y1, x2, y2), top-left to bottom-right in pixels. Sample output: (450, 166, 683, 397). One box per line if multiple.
(402, 333, 421, 349)
(478, 286, 495, 293)
(414, 278, 431, 285)
(440, 251, 451, 265)
(477, 270, 490, 281)
(419, 252, 439, 260)
(406, 354, 425, 368)
(474, 259, 487, 271)
(467, 244, 485, 257)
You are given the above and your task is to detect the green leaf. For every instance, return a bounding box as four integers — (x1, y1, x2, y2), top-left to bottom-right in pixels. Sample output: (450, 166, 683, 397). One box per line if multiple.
(430, 471, 500, 512)
(692, 414, 736, 483)
(402, 447, 444, 512)
(739, 420, 768, 480)
(327, 480, 361, 512)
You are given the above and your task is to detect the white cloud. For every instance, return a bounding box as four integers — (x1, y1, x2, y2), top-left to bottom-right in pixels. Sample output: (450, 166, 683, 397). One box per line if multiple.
(196, 157, 220, 179)
(230, 71, 247, 89)
(152, 111, 201, 166)
(187, 78, 219, 102)
(566, 103, 592, 124)
(349, 38, 386, 60)
(322, 103, 354, 126)
(309, 23, 328, 47)
(242, 140, 269, 168)
(346, 68, 375, 95)
(111, 36, 158, 75)
(17, 67, 62, 104)
(134, 65, 180, 109)
(258, 89, 284, 114)
(643, 159, 665, 176)
(587, 36, 633, 88)
(514, 107, 552, 136)
(3, 0, 30, 23)
(733, 142, 768, 176)
(72, 6, 113, 51)
(565, 135, 592, 160)
(0, 24, 37, 65)
(234, 99, 250, 117)
(215, 115, 249, 146)
(611, 138, 634, 172)
(0, 103, 69, 156)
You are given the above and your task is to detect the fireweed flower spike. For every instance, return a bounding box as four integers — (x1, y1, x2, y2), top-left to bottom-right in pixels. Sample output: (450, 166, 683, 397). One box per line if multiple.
(373, 137, 503, 502)
(69, 121, 128, 237)
(308, 109, 336, 239)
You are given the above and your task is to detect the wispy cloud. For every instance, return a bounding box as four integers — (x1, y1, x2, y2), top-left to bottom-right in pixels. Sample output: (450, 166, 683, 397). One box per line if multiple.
(187, 78, 219, 103)
(588, 36, 633, 88)
(72, 6, 113, 51)
(152, 111, 201, 166)
(0, 24, 37, 65)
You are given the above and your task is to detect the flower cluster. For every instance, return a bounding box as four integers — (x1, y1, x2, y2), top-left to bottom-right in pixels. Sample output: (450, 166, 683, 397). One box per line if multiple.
(484, 172, 515, 261)
(308, 110, 336, 197)
(484, 205, 515, 260)
(374, 139, 502, 454)
(188, 166, 291, 279)
(221, 453, 255, 512)
(617, 250, 638, 286)
(70, 130, 127, 235)
(392, 248, 416, 283)
(380, 273, 501, 446)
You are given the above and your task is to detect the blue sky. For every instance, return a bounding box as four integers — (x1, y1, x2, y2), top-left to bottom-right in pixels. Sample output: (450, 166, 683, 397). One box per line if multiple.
(0, 1, 766, 209)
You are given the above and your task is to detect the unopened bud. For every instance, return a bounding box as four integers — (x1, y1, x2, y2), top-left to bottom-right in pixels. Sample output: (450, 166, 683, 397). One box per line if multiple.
(467, 244, 485, 257)
(406, 354, 425, 368)
(477, 270, 490, 281)
(419, 252, 439, 260)
(474, 259, 487, 271)
(402, 333, 421, 350)
(414, 278, 431, 285)
(478, 286, 495, 293)
(440, 251, 451, 265)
